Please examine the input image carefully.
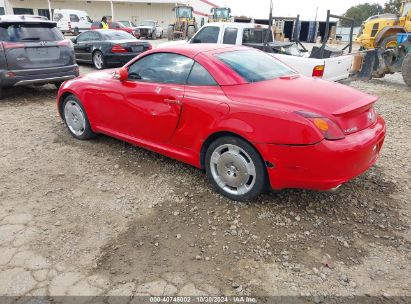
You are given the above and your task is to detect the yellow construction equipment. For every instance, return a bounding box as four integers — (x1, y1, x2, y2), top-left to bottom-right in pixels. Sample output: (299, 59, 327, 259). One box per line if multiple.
(356, 0, 411, 49)
(167, 5, 198, 40)
(208, 7, 232, 23)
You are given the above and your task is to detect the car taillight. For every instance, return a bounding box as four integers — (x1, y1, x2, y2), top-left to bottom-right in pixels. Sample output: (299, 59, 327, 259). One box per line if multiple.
(147, 43, 153, 50)
(111, 44, 128, 53)
(2, 42, 26, 49)
(312, 65, 325, 78)
(58, 40, 72, 47)
(295, 111, 345, 140)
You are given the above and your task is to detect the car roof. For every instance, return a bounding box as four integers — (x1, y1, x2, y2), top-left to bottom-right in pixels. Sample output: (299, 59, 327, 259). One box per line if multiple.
(205, 22, 269, 29)
(154, 43, 246, 58)
(0, 15, 53, 23)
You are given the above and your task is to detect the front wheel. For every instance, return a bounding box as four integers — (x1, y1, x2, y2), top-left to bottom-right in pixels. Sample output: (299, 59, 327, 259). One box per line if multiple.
(92, 51, 105, 70)
(205, 136, 268, 201)
(402, 52, 411, 87)
(62, 95, 96, 140)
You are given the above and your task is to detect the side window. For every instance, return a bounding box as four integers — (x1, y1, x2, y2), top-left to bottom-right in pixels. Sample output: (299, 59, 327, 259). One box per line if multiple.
(223, 27, 238, 45)
(89, 31, 100, 41)
(191, 26, 220, 43)
(187, 62, 217, 86)
(128, 53, 194, 84)
(76, 32, 92, 42)
(70, 14, 80, 22)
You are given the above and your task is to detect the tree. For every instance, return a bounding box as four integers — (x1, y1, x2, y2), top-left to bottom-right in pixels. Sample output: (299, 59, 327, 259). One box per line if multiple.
(342, 3, 383, 26)
(384, 0, 402, 14)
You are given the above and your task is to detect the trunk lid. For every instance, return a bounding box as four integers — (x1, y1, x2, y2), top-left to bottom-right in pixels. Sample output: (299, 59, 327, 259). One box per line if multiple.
(1, 22, 73, 70)
(110, 40, 150, 53)
(222, 76, 378, 135)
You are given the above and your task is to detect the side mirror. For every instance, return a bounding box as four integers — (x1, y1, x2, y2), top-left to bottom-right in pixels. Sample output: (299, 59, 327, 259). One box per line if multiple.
(114, 67, 128, 82)
(71, 37, 77, 44)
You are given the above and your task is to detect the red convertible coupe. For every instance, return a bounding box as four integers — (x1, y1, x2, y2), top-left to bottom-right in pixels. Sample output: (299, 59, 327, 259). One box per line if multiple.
(57, 44, 386, 201)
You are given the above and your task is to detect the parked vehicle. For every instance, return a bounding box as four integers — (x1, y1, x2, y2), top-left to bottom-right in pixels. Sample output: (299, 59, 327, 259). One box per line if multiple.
(167, 5, 197, 40)
(135, 20, 163, 39)
(118, 21, 136, 28)
(159, 22, 354, 82)
(91, 21, 139, 38)
(0, 15, 79, 98)
(53, 9, 92, 35)
(72, 30, 151, 70)
(57, 44, 385, 201)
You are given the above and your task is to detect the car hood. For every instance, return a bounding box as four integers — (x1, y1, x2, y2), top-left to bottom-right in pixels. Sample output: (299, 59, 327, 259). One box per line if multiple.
(222, 75, 377, 118)
(136, 26, 154, 29)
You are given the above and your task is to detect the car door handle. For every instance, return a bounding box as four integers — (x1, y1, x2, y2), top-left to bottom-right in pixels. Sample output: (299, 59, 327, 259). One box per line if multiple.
(164, 98, 181, 105)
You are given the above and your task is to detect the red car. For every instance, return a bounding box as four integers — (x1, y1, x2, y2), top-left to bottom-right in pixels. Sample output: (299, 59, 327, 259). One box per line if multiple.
(57, 44, 386, 201)
(91, 21, 139, 38)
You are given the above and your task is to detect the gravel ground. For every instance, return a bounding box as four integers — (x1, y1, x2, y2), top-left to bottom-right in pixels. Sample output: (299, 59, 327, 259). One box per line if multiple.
(0, 49, 410, 299)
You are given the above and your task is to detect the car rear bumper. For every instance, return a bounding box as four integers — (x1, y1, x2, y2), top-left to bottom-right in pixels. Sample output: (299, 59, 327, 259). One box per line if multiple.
(256, 116, 386, 190)
(0, 65, 79, 87)
(105, 53, 141, 66)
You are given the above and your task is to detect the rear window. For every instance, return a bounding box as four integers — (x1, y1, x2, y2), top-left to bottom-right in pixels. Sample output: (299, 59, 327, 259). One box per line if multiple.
(102, 30, 135, 40)
(242, 29, 273, 44)
(70, 14, 79, 22)
(216, 50, 296, 83)
(0, 23, 64, 42)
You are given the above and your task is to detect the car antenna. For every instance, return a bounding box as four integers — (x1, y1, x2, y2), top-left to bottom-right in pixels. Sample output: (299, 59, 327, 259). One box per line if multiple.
(263, 0, 273, 52)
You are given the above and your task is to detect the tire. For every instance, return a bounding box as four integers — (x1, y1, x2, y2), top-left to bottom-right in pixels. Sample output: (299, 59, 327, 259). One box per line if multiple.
(187, 26, 196, 39)
(205, 136, 268, 201)
(151, 31, 156, 40)
(402, 52, 411, 88)
(378, 34, 398, 49)
(167, 25, 174, 41)
(92, 50, 105, 70)
(73, 27, 80, 36)
(62, 95, 96, 140)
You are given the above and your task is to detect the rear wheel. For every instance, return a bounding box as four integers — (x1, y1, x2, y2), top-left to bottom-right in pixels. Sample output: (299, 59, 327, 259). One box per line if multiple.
(167, 25, 174, 41)
(205, 136, 268, 201)
(378, 35, 398, 49)
(92, 50, 105, 70)
(187, 26, 196, 39)
(62, 95, 96, 140)
(402, 52, 411, 87)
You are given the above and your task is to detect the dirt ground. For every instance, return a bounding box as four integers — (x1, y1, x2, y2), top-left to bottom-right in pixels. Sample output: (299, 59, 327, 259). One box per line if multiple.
(0, 58, 410, 300)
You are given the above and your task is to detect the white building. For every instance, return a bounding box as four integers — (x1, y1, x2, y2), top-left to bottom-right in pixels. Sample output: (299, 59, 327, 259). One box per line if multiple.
(0, 0, 218, 27)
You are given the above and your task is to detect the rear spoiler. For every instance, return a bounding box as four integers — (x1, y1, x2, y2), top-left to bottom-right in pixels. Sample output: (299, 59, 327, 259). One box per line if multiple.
(333, 95, 378, 117)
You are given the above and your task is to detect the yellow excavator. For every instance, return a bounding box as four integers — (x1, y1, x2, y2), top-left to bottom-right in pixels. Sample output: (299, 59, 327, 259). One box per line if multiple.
(356, 0, 411, 49)
(167, 5, 197, 40)
(208, 7, 232, 23)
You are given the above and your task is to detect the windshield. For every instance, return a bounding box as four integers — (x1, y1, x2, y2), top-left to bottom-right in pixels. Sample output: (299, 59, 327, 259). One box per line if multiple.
(176, 7, 192, 18)
(0, 23, 64, 42)
(141, 21, 155, 26)
(102, 30, 136, 40)
(216, 50, 296, 83)
(214, 8, 230, 18)
(242, 28, 273, 43)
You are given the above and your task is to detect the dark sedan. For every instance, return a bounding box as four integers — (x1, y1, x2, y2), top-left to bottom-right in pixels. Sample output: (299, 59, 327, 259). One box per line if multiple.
(72, 30, 151, 69)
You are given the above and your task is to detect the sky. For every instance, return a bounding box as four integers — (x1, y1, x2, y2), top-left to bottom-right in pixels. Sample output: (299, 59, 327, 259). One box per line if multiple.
(212, 0, 387, 20)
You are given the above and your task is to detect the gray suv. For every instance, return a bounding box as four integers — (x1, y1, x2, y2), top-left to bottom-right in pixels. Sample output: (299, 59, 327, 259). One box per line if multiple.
(0, 15, 79, 98)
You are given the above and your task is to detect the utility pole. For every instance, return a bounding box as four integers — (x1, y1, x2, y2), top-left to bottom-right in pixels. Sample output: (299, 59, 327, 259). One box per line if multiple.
(48, 0, 52, 21)
(263, 0, 273, 51)
(110, 0, 114, 21)
(314, 6, 318, 22)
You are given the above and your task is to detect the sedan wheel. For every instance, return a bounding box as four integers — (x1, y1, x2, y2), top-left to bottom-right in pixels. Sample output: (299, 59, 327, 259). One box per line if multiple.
(93, 51, 105, 70)
(205, 137, 267, 201)
(63, 95, 96, 140)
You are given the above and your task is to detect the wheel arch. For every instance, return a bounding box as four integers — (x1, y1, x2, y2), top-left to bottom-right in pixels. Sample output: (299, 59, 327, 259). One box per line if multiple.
(375, 26, 406, 46)
(58, 91, 77, 118)
(200, 131, 266, 170)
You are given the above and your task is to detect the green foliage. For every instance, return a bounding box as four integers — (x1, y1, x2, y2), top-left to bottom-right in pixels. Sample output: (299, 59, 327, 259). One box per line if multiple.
(342, 3, 383, 26)
(383, 0, 402, 14)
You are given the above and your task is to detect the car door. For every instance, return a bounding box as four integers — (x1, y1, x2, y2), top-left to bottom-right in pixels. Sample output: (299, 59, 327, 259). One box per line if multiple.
(97, 52, 194, 143)
(74, 31, 92, 61)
